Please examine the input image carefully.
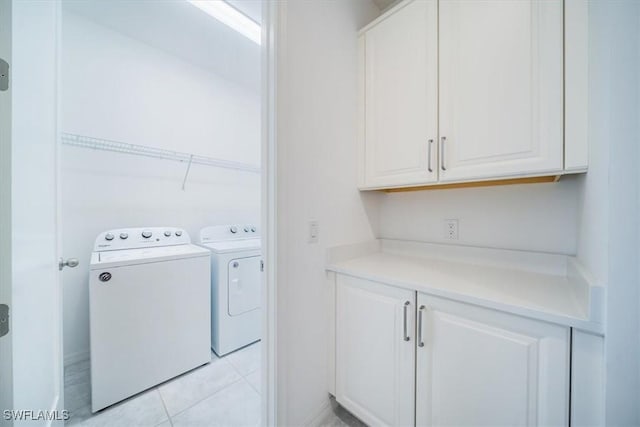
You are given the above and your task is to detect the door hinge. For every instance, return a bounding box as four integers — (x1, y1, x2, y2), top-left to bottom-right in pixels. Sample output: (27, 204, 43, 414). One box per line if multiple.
(0, 58, 9, 91)
(0, 304, 9, 338)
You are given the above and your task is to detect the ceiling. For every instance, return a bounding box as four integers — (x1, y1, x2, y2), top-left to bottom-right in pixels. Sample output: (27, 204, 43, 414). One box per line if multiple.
(62, 0, 261, 92)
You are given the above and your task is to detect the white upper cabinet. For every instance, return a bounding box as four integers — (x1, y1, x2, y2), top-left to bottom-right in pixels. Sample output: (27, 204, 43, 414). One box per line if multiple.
(360, 0, 438, 188)
(438, 0, 564, 182)
(358, 0, 586, 190)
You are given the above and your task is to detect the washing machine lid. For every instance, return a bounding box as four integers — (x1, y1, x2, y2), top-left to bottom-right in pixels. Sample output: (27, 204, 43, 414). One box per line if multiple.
(202, 238, 261, 254)
(90, 244, 210, 269)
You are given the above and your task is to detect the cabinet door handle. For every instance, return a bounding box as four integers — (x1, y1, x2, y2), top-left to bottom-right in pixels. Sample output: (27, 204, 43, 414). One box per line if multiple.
(440, 136, 447, 171)
(403, 301, 411, 342)
(427, 139, 434, 172)
(418, 305, 426, 347)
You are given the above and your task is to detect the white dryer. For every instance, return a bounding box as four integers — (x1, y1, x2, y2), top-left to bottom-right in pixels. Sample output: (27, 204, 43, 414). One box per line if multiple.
(199, 225, 261, 356)
(89, 227, 211, 412)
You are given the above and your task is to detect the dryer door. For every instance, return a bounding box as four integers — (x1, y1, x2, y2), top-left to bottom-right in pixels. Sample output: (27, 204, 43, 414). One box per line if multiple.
(228, 255, 261, 316)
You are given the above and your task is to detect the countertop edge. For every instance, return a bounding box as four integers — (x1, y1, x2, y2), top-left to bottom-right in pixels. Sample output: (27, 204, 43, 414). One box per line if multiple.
(327, 252, 605, 336)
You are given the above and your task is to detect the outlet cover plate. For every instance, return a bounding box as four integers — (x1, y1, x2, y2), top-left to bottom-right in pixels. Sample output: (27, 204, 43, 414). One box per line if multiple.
(444, 219, 459, 240)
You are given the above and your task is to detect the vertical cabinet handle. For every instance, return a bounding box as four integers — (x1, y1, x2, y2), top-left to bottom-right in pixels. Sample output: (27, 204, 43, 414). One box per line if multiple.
(403, 301, 411, 342)
(440, 136, 447, 171)
(427, 139, 434, 172)
(418, 305, 426, 347)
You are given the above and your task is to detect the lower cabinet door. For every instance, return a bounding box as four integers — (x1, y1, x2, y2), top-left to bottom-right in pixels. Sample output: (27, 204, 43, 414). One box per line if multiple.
(416, 294, 569, 427)
(336, 275, 416, 426)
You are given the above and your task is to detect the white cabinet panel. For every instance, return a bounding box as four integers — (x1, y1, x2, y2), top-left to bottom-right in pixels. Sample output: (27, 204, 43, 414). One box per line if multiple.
(439, 0, 563, 181)
(336, 275, 415, 426)
(362, 0, 438, 188)
(416, 294, 569, 426)
(571, 330, 604, 427)
(565, 0, 589, 171)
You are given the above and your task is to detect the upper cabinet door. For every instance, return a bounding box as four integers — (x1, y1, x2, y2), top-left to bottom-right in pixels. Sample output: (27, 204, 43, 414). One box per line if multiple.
(361, 0, 438, 188)
(439, 0, 564, 182)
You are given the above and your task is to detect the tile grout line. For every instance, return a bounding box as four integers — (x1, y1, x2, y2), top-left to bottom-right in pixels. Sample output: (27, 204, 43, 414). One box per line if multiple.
(157, 388, 174, 427)
(168, 376, 249, 420)
(223, 352, 261, 378)
(243, 372, 261, 395)
(239, 375, 261, 397)
(223, 356, 248, 378)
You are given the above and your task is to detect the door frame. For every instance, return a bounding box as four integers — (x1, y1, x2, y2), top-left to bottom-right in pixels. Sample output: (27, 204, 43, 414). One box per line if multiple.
(261, 0, 280, 425)
(0, 0, 283, 425)
(0, 0, 13, 423)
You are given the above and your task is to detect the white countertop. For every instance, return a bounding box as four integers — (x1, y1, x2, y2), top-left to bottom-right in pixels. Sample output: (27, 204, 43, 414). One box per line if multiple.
(327, 240, 604, 333)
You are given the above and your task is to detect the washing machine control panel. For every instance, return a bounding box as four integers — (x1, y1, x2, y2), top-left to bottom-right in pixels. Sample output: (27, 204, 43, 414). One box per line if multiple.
(200, 224, 260, 244)
(94, 227, 191, 251)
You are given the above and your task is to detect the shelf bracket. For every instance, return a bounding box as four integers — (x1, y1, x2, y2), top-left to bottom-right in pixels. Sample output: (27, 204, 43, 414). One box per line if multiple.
(181, 154, 194, 191)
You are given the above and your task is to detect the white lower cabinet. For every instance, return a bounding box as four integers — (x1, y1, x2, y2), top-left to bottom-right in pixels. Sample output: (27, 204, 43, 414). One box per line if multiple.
(416, 294, 570, 426)
(336, 275, 416, 426)
(334, 275, 571, 427)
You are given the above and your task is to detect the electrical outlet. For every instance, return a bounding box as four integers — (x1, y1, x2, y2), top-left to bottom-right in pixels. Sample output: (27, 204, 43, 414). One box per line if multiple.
(444, 219, 459, 240)
(308, 220, 319, 244)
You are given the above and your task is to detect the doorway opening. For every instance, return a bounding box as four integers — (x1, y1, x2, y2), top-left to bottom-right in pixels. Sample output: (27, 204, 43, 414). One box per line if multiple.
(58, 1, 266, 425)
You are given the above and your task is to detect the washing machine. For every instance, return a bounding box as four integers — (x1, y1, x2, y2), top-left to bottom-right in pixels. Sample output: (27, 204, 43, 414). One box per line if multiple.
(199, 224, 261, 356)
(89, 227, 211, 412)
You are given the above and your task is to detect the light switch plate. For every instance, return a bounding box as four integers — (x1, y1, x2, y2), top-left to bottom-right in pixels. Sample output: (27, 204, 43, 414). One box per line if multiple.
(308, 220, 319, 244)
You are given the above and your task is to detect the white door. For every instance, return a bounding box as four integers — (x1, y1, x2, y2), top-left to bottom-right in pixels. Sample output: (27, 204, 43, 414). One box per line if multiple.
(415, 294, 569, 426)
(362, 0, 438, 188)
(0, 1, 66, 425)
(439, 0, 563, 182)
(336, 275, 415, 427)
(228, 255, 261, 315)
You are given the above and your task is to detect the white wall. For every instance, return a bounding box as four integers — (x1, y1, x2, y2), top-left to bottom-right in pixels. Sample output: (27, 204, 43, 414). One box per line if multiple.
(379, 178, 580, 254)
(274, 1, 381, 424)
(60, 10, 260, 364)
(274, 0, 640, 424)
(583, 1, 640, 425)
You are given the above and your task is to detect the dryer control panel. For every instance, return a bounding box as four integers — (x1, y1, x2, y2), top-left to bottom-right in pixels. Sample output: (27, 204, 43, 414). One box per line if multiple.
(200, 224, 260, 244)
(94, 227, 191, 251)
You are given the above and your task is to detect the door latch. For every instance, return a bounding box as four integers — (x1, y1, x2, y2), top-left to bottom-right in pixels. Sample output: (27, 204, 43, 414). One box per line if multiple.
(0, 304, 9, 338)
(59, 257, 79, 271)
(0, 58, 9, 91)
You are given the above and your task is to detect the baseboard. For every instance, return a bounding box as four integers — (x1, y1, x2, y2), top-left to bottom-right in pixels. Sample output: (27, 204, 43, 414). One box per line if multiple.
(64, 350, 89, 367)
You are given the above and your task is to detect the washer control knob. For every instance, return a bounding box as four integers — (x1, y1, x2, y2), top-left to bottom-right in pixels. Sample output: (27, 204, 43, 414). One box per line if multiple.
(175, 230, 183, 237)
(119, 232, 128, 240)
(164, 231, 172, 237)
(251, 227, 256, 233)
(230, 226, 238, 234)
(105, 233, 115, 241)
(141, 230, 152, 239)
(244, 227, 250, 233)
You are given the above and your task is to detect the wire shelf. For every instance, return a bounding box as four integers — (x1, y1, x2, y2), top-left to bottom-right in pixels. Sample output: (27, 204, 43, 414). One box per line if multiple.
(60, 133, 261, 174)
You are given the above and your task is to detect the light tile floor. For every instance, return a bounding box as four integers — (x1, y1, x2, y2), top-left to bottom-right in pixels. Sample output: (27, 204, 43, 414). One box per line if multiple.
(65, 342, 261, 427)
(318, 398, 367, 427)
